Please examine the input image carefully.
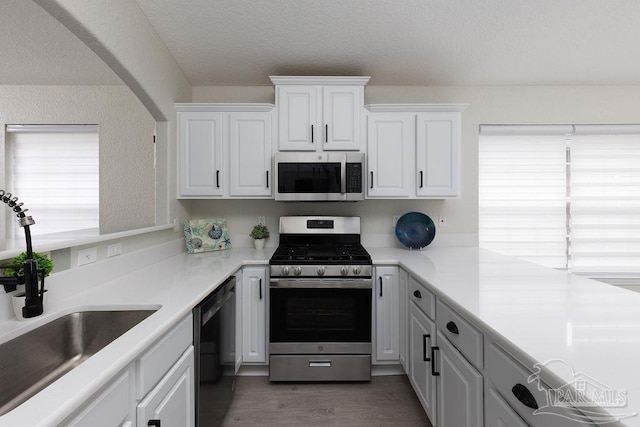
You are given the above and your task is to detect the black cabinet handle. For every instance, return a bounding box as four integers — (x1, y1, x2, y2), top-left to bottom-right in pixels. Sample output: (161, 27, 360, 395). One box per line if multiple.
(266, 171, 269, 189)
(370, 171, 373, 189)
(431, 346, 440, 376)
(259, 278, 262, 300)
(311, 124, 314, 143)
(325, 124, 328, 143)
(379, 277, 383, 297)
(148, 420, 161, 427)
(413, 290, 422, 299)
(446, 321, 459, 335)
(423, 334, 431, 361)
(216, 170, 220, 188)
(512, 384, 539, 410)
(419, 171, 424, 188)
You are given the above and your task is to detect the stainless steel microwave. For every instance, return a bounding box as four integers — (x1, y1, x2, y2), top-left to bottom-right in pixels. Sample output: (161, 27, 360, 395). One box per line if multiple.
(274, 152, 365, 201)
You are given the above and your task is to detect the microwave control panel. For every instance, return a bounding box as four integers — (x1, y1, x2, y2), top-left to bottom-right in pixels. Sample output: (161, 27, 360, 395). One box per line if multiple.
(346, 163, 363, 193)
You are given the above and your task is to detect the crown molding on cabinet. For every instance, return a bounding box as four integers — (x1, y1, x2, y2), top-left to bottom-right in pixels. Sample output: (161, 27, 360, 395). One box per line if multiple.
(269, 76, 371, 86)
(364, 104, 469, 113)
(175, 103, 275, 112)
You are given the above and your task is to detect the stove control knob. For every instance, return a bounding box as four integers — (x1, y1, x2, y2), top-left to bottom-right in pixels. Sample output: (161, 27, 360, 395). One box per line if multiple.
(293, 266, 302, 276)
(317, 266, 326, 276)
(281, 266, 290, 276)
(352, 266, 362, 275)
(340, 266, 349, 276)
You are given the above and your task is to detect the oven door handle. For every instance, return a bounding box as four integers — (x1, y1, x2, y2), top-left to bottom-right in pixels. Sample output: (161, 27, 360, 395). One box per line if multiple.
(340, 156, 347, 195)
(270, 278, 372, 289)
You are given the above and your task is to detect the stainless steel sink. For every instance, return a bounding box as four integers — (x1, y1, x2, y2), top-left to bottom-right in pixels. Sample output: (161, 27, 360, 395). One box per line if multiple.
(0, 309, 157, 415)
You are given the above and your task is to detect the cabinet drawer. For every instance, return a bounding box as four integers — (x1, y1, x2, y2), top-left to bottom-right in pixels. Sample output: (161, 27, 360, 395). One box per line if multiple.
(65, 369, 132, 426)
(408, 276, 435, 319)
(136, 314, 193, 399)
(486, 343, 592, 427)
(436, 300, 483, 368)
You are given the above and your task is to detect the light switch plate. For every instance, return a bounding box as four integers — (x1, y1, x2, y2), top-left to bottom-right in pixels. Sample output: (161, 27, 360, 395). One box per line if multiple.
(77, 247, 97, 266)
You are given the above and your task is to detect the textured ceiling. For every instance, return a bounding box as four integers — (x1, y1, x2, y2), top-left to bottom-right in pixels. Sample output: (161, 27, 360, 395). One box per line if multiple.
(0, 0, 121, 85)
(134, 0, 640, 86)
(4, 1, 640, 88)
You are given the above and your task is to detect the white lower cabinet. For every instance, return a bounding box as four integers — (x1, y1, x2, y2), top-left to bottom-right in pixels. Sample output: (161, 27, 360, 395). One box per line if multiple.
(398, 268, 409, 371)
(409, 300, 437, 424)
(137, 346, 195, 427)
(65, 367, 134, 427)
(486, 387, 529, 427)
(435, 330, 483, 427)
(241, 266, 267, 363)
(374, 266, 400, 362)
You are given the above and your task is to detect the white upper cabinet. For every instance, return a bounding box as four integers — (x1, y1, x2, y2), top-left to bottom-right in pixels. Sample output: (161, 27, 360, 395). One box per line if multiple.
(228, 112, 272, 197)
(178, 111, 224, 197)
(271, 76, 369, 152)
(365, 104, 467, 199)
(177, 104, 274, 199)
(416, 112, 461, 197)
(367, 113, 414, 197)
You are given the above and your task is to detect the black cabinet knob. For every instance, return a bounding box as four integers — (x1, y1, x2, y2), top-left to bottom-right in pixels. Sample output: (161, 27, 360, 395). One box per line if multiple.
(148, 420, 161, 427)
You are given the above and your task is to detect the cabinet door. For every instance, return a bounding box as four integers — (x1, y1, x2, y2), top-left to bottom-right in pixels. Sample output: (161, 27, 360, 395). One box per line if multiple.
(435, 331, 483, 427)
(277, 86, 318, 151)
(242, 267, 267, 363)
(375, 266, 400, 361)
(322, 86, 362, 151)
(178, 112, 224, 196)
(398, 268, 409, 371)
(65, 368, 133, 427)
(409, 300, 437, 425)
(416, 112, 460, 197)
(137, 346, 195, 427)
(486, 388, 529, 427)
(228, 112, 272, 197)
(367, 113, 414, 197)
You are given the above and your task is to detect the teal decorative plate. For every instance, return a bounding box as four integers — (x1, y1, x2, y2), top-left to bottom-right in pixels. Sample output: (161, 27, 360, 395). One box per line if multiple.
(395, 212, 436, 249)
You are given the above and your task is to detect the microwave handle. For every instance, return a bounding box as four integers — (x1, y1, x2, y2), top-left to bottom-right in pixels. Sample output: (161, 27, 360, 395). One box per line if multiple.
(340, 157, 346, 194)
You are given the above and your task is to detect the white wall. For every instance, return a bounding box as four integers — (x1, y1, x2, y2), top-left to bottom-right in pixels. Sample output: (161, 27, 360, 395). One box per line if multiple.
(0, 85, 156, 235)
(191, 84, 640, 246)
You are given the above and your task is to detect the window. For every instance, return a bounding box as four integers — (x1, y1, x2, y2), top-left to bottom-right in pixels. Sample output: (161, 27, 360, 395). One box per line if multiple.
(479, 124, 640, 276)
(6, 125, 99, 236)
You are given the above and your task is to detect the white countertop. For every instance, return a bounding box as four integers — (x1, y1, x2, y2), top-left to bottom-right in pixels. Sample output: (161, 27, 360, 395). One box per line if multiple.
(1, 242, 639, 426)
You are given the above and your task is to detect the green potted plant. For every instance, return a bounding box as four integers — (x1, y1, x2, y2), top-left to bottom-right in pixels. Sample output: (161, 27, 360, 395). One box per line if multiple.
(3, 251, 54, 282)
(249, 224, 269, 249)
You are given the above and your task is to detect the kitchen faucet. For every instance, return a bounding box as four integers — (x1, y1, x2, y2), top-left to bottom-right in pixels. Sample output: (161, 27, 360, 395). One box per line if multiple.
(0, 190, 44, 318)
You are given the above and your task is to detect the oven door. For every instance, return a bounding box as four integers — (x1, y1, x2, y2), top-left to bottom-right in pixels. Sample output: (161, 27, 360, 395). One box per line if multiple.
(269, 278, 372, 346)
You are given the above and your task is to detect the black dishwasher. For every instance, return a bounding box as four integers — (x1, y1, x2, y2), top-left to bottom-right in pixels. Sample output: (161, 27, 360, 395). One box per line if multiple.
(193, 276, 236, 427)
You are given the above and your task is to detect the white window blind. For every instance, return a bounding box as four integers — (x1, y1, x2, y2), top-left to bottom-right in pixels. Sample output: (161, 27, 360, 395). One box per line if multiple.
(570, 126, 640, 274)
(479, 127, 568, 268)
(480, 124, 640, 276)
(6, 125, 99, 236)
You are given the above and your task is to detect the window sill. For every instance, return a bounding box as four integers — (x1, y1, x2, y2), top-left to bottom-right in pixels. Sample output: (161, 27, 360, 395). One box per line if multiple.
(0, 224, 174, 261)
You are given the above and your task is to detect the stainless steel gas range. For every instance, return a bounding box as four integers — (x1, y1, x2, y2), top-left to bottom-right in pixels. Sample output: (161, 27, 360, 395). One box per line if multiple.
(268, 216, 373, 382)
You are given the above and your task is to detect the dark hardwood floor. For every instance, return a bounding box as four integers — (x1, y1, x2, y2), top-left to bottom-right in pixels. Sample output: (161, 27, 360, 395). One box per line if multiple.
(219, 375, 432, 426)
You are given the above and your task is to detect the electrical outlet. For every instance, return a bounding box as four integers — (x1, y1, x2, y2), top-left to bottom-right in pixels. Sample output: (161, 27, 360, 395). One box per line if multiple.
(393, 215, 400, 228)
(77, 247, 97, 266)
(107, 243, 122, 257)
(258, 216, 266, 226)
(438, 215, 447, 227)
(173, 218, 179, 232)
